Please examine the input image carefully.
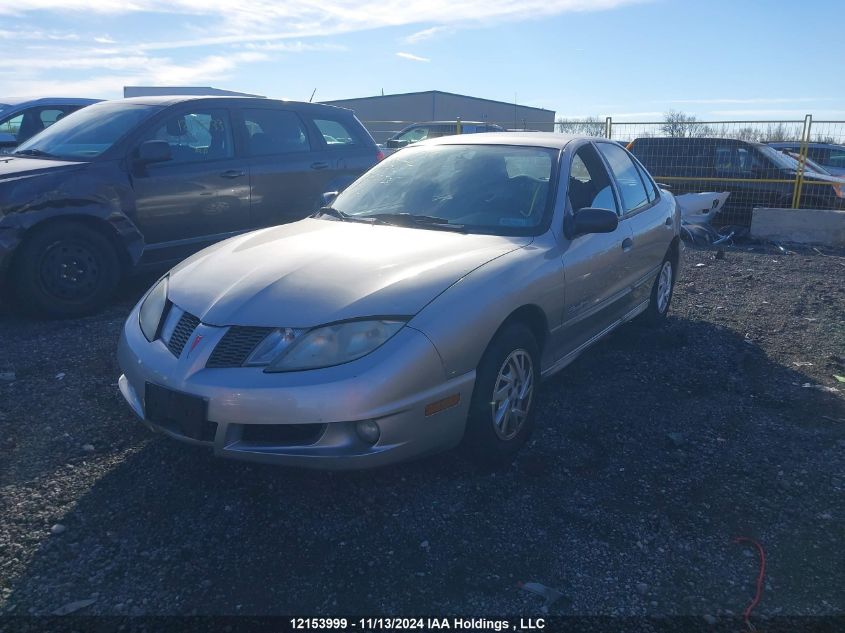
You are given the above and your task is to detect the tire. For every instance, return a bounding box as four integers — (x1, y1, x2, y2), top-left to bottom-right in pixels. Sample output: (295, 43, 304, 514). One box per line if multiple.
(462, 322, 540, 466)
(639, 257, 674, 326)
(13, 221, 121, 318)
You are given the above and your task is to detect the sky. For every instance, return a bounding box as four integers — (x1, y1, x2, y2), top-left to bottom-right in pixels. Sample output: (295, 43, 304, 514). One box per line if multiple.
(0, 0, 843, 123)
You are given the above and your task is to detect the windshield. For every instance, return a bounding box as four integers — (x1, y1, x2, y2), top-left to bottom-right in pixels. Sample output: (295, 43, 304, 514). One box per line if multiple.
(14, 102, 161, 159)
(780, 151, 830, 175)
(757, 144, 800, 170)
(330, 144, 558, 236)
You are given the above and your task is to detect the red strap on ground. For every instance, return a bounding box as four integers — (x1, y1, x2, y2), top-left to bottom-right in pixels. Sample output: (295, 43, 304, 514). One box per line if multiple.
(733, 537, 766, 630)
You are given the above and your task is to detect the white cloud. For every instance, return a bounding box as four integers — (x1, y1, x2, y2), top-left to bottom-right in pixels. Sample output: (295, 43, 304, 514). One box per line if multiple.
(709, 109, 845, 118)
(396, 51, 430, 62)
(0, 0, 645, 50)
(0, 0, 643, 98)
(669, 97, 833, 105)
(405, 26, 454, 43)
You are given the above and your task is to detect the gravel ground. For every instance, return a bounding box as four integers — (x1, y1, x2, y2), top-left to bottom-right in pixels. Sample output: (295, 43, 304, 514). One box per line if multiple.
(0, 244, 843, 622)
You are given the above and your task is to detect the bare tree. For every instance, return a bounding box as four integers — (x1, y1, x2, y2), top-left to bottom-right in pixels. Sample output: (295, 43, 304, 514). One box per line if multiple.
(660, 110, 700, 138)
(555, 116, 605, 137)
(760, 123, 796, 142)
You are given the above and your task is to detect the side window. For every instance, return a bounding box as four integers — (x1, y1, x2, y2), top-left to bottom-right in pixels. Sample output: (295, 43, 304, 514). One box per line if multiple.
(596, 142, 650, 214)
(39, 109, 65, 128)
(0, 113, 23, 138)
(243, 109, 310, 156)
(568, 144, 619, 215)
(807, 148, 830, 165)
(827, 149, 845, 169)
(313, 118, 358, 146)
(142, 109, 234, 164)
(398, 127, 429, 143)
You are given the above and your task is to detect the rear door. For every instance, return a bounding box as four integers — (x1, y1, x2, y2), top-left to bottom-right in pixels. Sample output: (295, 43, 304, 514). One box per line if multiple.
(557, 142, 634, 358)
(130, 105, 250, 259)
(596, 141, 674, 307)
(238, 106, 323, 228)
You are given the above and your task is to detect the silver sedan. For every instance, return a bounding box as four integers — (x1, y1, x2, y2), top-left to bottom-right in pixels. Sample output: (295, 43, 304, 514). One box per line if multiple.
(117, 134, 682, 469)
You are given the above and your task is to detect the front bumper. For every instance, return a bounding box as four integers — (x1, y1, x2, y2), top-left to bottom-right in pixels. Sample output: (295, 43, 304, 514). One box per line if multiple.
(117, 304, 475, 469)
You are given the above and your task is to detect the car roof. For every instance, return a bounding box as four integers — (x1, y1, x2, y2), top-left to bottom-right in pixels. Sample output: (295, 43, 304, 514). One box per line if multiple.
(114, 95, 352, 114)
(769, 141, 844, 149)
(632, 136, 767, 148)
(406, 121, 499, 126)
(0, 96, 101, 108)
(417, 132, 598, 150)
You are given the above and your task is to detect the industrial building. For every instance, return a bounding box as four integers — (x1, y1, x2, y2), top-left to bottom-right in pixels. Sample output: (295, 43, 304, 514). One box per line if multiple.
(322, 90, 556, 143)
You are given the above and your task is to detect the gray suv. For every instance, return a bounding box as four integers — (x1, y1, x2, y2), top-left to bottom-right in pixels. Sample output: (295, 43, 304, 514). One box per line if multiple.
(0, 96, 381, 317)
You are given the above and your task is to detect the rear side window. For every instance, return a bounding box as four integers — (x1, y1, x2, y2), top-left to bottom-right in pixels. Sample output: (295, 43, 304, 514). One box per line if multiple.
(39, 109, 65, 128)
(632, 159, 659, 202)
(243, 108, 310, 156)
(597, 142, 650, 213)
(313, 118, 358, 146)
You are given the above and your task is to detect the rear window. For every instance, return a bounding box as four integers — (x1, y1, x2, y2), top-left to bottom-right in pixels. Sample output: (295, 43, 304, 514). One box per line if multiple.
(313, 118, 358, 146)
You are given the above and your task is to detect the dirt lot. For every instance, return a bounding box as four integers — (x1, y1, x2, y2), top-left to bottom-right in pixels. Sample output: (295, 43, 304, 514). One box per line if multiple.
(0, 244, 843, 623)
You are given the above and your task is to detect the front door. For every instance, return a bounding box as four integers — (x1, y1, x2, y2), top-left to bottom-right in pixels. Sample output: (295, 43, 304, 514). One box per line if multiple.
(130, 107, 250, 261)
(557, 143, 633, 359)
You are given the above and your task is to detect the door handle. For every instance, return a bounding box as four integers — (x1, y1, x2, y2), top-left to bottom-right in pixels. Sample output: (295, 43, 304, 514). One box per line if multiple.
(622, 237, 633, 251)
(310, 161, 329, 170)
(220, 170, 245, 179)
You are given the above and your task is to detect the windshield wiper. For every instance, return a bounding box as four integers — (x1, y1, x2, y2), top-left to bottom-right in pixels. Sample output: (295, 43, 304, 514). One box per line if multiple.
(313, 206, 349, 221)
(14, 148, 56, 158)
(367, 212, 467, 233)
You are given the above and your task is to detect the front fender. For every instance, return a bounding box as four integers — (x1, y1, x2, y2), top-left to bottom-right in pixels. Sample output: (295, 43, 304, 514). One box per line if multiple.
(409, 235, 562, 378)
(0, 161, 144, 270)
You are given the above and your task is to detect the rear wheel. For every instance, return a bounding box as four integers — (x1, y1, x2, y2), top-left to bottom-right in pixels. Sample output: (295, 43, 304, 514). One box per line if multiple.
(463, 323, 540, 466)
(13, 221, 121, 318)
(639, 257, 674, 326)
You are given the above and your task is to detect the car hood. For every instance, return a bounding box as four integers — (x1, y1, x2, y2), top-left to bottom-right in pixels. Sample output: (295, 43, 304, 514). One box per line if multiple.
(167, 218, 531, 327)
(0, 155, 85, 181)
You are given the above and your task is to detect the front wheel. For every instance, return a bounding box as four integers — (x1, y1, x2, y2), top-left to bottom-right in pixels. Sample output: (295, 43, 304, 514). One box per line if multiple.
(639, 258, 674, 326)
(462, 323, 540, 466)
(13, 221, 121, 318)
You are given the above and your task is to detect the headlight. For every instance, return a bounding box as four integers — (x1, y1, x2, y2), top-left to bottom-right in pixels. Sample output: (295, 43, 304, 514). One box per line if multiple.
(244, 327, 302, 366)
(139, 276, 168, 342)
(266, 319, 405, 372)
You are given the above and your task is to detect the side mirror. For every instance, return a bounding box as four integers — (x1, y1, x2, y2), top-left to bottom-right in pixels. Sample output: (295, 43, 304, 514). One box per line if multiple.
(386, 139, 409, 149)
(0, 131, 17, 146)
(569, 207, 619, 237)
(321, 191, 339, 207)
(136, 140, 171, 164)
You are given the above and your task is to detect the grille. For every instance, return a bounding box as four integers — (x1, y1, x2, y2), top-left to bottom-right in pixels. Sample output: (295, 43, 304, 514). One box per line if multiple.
(166, 311, 201, 357)
(206, 326, 274, 368)
(240, 423, 327, 446)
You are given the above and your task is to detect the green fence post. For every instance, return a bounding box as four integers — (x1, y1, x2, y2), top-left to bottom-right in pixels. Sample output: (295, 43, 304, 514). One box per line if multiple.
(792, 114, 812, 209)
(605, 116, 612, 139)
(456, 117, 462, 135)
